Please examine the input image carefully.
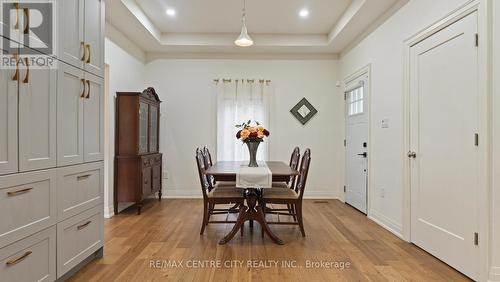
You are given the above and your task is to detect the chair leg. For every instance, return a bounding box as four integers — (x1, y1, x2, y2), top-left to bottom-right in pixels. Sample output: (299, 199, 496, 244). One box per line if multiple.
(296, 202, 305, 237)
(291, 204, 297, 222)
(206, 203, 214, 225)
(200, 201, 208, 235)
(261, 202, 266, 238)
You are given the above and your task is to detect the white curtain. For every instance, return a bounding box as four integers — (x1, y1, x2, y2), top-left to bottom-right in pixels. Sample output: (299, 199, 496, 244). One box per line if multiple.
(216, 79, 271, 161)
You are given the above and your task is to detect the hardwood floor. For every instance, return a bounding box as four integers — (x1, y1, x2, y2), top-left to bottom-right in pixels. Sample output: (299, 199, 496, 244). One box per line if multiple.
(69, 199, 471, 282)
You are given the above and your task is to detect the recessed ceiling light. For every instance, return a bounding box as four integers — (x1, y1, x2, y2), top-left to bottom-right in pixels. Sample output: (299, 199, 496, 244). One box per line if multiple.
(299, 9, 309, 18)
(166, 9, 176, 16)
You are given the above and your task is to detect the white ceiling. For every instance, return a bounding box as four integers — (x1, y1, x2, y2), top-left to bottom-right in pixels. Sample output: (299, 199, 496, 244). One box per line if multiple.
(105, 0, 408, 57)
(135, 0, 352, 34)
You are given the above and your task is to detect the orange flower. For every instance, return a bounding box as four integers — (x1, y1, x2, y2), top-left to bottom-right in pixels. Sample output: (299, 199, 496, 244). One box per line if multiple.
(257, 131, 265, 138)
(240, 129, 250, 139)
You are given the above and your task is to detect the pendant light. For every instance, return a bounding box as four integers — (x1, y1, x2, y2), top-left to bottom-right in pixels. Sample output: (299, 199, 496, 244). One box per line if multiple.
(234, 0, 254, 47)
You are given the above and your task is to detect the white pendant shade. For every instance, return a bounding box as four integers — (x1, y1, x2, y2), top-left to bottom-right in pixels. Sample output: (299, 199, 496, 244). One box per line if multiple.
(235, 24, 253, 47)
(235, 0, 253, 47)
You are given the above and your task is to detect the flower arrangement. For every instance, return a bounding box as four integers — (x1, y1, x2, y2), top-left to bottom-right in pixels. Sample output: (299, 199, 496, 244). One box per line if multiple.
(235, 120, 270, 142)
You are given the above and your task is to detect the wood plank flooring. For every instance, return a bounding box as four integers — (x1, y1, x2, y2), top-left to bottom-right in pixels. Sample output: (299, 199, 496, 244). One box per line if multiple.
(69, 199, 471, 282)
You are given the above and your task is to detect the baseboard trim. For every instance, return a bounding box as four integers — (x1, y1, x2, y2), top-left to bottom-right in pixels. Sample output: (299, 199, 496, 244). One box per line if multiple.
(103, 205, 114, 218)
(368, 210, 403, 239)
(490, 266, 500, 282)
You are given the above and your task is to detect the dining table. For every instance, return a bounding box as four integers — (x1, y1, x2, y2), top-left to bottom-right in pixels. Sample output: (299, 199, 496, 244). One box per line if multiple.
(205, 161, 300, 245)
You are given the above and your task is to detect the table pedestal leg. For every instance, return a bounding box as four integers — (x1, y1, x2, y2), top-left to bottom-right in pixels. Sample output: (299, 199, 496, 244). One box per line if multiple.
(219, 189, 284, 245)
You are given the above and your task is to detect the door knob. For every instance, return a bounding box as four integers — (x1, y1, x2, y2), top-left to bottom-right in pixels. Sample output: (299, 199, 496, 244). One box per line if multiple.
(407, 151, 417, 158)
(357, 152, 367, 158)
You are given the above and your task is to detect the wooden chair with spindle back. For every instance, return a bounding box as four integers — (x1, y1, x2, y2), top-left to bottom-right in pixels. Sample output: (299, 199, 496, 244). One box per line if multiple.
(196, 148, 244, 235)
(262, 148, 311, 237)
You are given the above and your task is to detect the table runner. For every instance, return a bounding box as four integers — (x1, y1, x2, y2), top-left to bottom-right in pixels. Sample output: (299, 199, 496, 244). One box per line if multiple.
(236, 162, 273, 188)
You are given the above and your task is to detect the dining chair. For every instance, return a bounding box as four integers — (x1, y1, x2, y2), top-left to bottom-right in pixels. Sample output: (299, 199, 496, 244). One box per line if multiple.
(196, 148, 244, 235)
(272, 147, 300, 189)
(262, 148, 311, 237)
(202, 146, 236, 189)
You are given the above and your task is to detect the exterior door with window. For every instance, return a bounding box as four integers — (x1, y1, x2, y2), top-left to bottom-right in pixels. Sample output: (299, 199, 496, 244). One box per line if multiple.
(345, 72, 369, 214)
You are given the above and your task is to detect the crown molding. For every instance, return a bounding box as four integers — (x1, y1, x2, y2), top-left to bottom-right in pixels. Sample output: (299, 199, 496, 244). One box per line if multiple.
(145, 52, 339, 62)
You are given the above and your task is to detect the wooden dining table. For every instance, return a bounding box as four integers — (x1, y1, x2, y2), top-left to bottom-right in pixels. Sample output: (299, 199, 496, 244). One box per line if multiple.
(205, 161, 299, 245)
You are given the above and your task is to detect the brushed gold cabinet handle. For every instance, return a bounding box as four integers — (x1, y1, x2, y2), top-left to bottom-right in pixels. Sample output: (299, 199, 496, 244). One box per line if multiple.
(85, 44, 91, 63)
(80, 78, 86, 98)
(7, 187, 33, 197)
(86, 80, 90, 99)
(77, 174, 91, 180)
(80, 41, 86, 61)
(6, 251, 32, 266)
(12, 54, 19, 81)
(77, 220, 92, 230)
(13, 3, 20, 30)
(22, 57, 29, 83)
(23, 8, 29, 35)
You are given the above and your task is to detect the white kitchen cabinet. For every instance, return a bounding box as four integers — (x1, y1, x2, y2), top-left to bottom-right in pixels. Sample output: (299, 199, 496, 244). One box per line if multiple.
(59, 0, 104, 77)
(0, 52, 19, 176)
(57, 63, 104, 166)
(57, 63, 85, 166)
(18, 64, 57, 172)
(58, 0, 85, 70)
(0, 226, 57, 282)
(83, 72, 104, 162)
(83, 0, 105, 77)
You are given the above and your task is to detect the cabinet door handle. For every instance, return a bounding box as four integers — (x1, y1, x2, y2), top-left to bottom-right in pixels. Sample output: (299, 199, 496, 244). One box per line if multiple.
(22, 57, 29, 83)
(80, 41, 86, 61)
(77, 174, 91, 181)
(80, 78, 86, 98)
(6, 251, 32, 266)
(23, 8, 29, 35)
(77, 220, 92, 230)
(7, 187, 33, 197)
(85, 44, 91, 63)
(13, 3, 20, 30)
(86, 80, 91, 99)
(12, 54, 19, 81)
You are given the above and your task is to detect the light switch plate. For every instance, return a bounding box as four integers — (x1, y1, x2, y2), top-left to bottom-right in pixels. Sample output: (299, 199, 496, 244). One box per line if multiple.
(381, 118, 389, 128)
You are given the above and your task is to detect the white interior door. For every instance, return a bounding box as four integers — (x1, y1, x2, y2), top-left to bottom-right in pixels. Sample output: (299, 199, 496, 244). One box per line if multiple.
(345, 74, 369, 214)
(409, 12, 479, 280)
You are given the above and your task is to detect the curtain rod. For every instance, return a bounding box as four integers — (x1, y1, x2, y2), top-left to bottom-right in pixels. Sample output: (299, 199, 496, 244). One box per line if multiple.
(213, 78, 271, 85)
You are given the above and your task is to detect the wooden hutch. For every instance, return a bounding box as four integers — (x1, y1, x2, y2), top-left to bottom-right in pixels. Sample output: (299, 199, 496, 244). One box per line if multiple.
(115, 87, 162, 214)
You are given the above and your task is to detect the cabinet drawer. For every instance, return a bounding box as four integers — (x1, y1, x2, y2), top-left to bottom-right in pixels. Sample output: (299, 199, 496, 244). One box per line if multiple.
(0, 226, 56, 282)
(57, 162, 103, 220)
(57, 205, 103, 278)
(0, 170, 57, 248)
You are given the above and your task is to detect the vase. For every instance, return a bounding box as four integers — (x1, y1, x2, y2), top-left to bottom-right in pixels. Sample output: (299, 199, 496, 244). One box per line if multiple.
(246, 140, 260, 167)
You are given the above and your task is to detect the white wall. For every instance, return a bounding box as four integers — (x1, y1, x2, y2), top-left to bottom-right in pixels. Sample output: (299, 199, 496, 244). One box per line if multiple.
(104, 37, 146, 217)
(340, 0, 476, 236)
(490, 0, 500, 280)
(143, 59, 343, 198)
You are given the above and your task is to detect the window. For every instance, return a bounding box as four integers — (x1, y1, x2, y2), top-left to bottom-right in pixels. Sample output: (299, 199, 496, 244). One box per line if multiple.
(346, 86, 364, 116)
(215, 80, 271, 161)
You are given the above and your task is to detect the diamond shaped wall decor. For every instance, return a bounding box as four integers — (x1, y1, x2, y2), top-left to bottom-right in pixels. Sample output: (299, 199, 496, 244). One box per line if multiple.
(290, 98, 318, 125)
